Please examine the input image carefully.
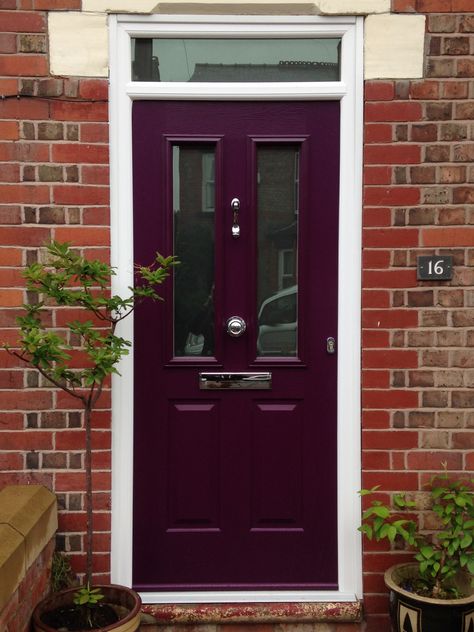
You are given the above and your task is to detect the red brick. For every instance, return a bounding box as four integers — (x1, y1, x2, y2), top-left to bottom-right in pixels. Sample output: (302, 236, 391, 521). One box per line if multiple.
(452, 0, 474, 10)
(363, 370, 390, 388)
(410, 81, 439, 100)
(0, 164, 20, 182)
(0, 33, 16, 54)
(362, 309, 418, 329)
(0, 453, 23, 470)
(50, 101, 108, 122)
(364, 187, 420, 206)
(362, 290, 391, 308)
(0, 121, 19, 141)
(363, 430, 418, 449)
(363, 250, 391, 268)
(34, 0, 81, 8)
(0, 184, 49, 204)
(416, 0, 452, 9)
(52, 143, 109, 165)
(365, 144, 421, 165)
(364, 268, 418, 289)
(365, 82, 394, 101)
(365, 102, 422, 122)
(0, 78, 17, 95)
(362, 471, 419, 490)
(0, 430, 53, 448)
(443, 81, 469, 99)
(0, 11, 46, 32)
(0, 290, 23, 306)
(452, 432, 474, 449)
(363, 349, 418, 369)
(392, 0, 416, 11)
(365, 124, 392, 144)
(363, 229, 419, 249)
(364, 166, 391, 185)
(362, 450, 391, 470)
(0, 226, 50, 245)
(53, 186, 109, 206)
(82, 207, 110, 225)
(0, 248, 22, 266)
(363, 410, 390, 429)
(362, 330, 390, 348)
(0, 142, 49, 162)
(0, 97, 49, 120)
(0, 269, 23, 286)
(80, 123, 109, 143)
(363, 207, 391, 228)
(79, 79, 109, 100)
(407, 451, 462, 470)
(422, 227, 474, 246)
(0, 55, 47, 77)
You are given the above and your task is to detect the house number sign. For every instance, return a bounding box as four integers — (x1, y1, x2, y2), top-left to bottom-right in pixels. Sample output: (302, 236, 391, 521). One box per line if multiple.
(417, 255, 453, 281)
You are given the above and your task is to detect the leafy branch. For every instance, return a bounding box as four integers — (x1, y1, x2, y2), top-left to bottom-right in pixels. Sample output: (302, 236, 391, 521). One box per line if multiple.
(4, 241, 177, 584)
(359, 470, 474, 598)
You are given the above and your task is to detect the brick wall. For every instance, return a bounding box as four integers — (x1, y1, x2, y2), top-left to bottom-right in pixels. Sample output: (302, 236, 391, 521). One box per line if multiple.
(362, 4, 474, 630)
(0, 538, 55, 632)
(0, 0, 473, 628)
(0, 2, 111, 583)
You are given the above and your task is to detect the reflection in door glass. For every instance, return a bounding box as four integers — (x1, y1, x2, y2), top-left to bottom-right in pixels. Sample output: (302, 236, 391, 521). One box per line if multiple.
(173, 145, 215, 357)
(257, 147, 299, 357)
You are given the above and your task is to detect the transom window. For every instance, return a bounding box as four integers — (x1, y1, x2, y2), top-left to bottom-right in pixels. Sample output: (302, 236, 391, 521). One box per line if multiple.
(131, 37, 341, 82)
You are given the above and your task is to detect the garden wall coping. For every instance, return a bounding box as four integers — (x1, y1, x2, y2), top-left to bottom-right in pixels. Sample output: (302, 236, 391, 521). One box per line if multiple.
(0, 485, 57, 613)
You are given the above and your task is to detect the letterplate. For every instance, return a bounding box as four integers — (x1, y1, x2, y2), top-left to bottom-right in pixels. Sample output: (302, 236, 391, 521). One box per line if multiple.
(199, 372, 272, 390)
(417, 255, 453, 281)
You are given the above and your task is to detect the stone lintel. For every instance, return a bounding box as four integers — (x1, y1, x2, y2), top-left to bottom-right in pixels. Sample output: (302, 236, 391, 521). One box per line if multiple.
(365, 13, 426, 79)
(49, 12, 109, 78)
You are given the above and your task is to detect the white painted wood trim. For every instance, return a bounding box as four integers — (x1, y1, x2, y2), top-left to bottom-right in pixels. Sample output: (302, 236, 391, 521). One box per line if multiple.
(110, 13, 363, 603)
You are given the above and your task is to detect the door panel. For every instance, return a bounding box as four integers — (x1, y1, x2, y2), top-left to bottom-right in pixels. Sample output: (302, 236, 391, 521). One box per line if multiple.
(133, 101, 339, 591)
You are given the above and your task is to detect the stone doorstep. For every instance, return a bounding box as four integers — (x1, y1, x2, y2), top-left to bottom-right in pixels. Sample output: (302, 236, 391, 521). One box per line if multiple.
(141, 601, 363, 625)
(0, 485, 58, 614)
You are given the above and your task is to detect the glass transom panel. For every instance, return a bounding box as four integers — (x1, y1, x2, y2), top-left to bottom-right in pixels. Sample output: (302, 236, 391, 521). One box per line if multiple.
(132, 38, 341, 82)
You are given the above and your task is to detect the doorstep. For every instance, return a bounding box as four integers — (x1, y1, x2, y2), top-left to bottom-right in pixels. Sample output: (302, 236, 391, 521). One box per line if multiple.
(141, 601, 363, 626)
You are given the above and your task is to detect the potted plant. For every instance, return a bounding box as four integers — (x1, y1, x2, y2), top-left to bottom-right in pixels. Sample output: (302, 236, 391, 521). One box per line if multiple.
(5, 241, 176, 631)
(359, 470, 474, 632)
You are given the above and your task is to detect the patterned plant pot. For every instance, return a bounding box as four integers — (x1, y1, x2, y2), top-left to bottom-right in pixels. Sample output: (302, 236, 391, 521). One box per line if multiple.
(385, 563, 474, 632)
(32, 584, 142, 632)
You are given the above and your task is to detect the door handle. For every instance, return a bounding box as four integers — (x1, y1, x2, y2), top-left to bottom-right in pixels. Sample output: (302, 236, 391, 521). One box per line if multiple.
(231, 197, 240, 238)
(226, 316, 246, 337)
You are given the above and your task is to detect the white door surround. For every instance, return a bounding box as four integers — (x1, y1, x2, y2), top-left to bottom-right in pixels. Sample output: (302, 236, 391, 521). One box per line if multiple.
(109, 13, 363, 604)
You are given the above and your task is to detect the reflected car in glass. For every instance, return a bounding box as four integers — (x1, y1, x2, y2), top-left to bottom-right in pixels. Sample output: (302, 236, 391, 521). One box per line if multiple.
(257, 285, 297, 357)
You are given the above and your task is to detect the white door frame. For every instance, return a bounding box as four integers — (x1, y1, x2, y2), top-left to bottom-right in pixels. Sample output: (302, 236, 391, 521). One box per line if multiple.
(109, 13, 363, 604)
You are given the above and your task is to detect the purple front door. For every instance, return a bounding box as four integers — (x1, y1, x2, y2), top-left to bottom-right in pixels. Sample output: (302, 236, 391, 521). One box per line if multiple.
(132, 101, 340, 591)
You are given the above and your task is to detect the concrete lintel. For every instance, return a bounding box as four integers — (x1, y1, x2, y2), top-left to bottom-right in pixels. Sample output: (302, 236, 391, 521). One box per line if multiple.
(315, 0, 390, 14)
(49, 12, 108, 78)
(365, 13, 426, 79)
(156, 2, 316, 13)
(82, 0, 159, 11)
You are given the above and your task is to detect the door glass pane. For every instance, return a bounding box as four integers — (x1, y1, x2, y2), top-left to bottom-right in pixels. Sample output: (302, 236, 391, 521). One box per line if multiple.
(132, 38, 341, 82)
(173, 145, 215, 357)
(257, 146, 299, 358)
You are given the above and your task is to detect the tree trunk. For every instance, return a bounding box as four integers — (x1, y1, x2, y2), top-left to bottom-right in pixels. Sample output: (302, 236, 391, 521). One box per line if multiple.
(84, 404, 93, 585)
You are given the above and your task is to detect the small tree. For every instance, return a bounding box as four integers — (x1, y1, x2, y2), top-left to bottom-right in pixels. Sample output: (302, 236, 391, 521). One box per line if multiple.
(5, 241, 176, 585)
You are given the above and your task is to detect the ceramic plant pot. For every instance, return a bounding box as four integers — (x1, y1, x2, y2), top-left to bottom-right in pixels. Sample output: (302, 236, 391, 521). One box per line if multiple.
(385, 563, 474, 632)
(32, 584, 142, 632)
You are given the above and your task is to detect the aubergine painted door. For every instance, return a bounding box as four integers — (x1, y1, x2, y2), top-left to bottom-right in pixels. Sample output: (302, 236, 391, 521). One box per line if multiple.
(132, 101, 340, 591)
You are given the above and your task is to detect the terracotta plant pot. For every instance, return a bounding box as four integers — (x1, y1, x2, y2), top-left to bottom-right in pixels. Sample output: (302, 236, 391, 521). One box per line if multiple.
(384, 563, 474, 632)
(32, 584, 142, 632)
